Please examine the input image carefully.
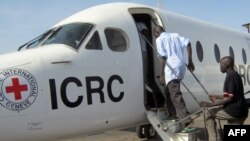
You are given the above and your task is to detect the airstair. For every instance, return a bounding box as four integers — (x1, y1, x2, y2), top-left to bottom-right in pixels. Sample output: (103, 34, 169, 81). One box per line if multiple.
(143, 60, 206, 141)
(146, 108, 202, 141)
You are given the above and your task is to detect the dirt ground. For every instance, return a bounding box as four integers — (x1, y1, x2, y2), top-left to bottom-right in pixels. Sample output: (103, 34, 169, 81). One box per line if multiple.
(62, 109, 250, 141)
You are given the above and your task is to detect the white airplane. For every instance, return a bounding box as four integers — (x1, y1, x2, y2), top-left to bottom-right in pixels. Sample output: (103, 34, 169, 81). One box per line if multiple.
(0, 2, 249, 141)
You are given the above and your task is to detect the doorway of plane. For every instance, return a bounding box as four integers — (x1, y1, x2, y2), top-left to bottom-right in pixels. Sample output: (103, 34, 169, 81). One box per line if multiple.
(129, 8, 169, 139)
(129, 8, 165, 112)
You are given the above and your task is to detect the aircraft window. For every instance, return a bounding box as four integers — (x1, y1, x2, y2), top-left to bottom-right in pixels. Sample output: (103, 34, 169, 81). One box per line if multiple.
(105, 28, 128, 52)
(43, 23, 93, 49)
(85, 31, 102, 50)
(242, 48, 247, 64)
(229, 46, 234, 58)
(214, 44, 220, 63)
(18, 30, 53, 51)
(196, 41, 203, 62)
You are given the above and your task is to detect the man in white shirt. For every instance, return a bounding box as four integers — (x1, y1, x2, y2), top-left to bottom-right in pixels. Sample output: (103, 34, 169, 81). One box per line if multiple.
(153, 25, 195, 126)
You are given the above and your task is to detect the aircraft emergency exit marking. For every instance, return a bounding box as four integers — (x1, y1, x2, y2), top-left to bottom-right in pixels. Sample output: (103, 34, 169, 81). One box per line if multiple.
(5, 78, 28, 100)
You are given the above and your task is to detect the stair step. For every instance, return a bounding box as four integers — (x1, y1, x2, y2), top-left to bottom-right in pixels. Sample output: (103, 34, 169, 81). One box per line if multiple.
(146, 110, 201, 141)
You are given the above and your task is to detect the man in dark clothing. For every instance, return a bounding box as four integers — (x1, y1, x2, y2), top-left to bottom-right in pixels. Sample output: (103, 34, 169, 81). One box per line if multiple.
(200, 56, 248, 141)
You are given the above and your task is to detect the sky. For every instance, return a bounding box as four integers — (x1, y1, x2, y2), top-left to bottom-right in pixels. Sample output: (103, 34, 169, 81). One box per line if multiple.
(0, 0, 250, 54)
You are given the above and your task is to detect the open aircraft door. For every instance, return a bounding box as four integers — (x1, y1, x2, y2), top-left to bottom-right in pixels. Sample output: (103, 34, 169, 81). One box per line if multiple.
(129, 8, 166, 108)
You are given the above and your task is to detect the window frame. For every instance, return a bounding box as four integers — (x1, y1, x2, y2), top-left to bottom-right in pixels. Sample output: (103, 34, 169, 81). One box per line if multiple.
(104, 27, 129, 52)
(214, 44, 221, 63)
(85, 30, 103, 50)
(196, 41, 204, 62)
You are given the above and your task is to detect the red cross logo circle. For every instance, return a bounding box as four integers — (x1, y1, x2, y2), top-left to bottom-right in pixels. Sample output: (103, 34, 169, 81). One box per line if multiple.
(0, 68, 38, 111)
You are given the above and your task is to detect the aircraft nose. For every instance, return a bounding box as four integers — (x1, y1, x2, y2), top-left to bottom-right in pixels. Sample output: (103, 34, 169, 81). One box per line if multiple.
(0, 51, 43, 111)
(0, 51, 44, 79)
(0, 51, 34, 70)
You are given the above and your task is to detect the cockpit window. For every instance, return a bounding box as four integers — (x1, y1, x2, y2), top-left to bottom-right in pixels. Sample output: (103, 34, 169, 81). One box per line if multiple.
(18, 23, 93, 51)
(43, 23, 93, 49)
(85, 31, 102, 50)
(18, 30, 53, 51)
(27, 30, 52, 49)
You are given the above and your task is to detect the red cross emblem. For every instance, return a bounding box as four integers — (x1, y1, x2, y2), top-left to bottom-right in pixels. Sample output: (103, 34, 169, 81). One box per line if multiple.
(5, 77, 28, 100)
(0, 68, 38, 111)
